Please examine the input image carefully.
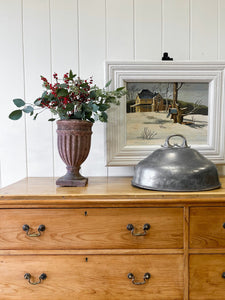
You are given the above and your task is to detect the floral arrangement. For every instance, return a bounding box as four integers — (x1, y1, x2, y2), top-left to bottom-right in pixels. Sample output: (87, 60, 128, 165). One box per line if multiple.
(9, 70, 126, 122)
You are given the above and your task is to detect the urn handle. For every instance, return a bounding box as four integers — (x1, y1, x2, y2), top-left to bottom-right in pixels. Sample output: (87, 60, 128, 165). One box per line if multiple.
(127, 272, 151, 285)
(127, 223, 150, 236)
(24, 273, 47, 285)
(163, 134, 189, 148)
(22, 224, 46, 237)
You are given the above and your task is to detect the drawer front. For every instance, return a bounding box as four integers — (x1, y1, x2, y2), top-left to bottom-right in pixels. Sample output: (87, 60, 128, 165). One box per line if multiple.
(0, 254, 184, 300)
(190, 207, 225, 248)
(0, 208, 183, 250)
(190, 255, 225, 300)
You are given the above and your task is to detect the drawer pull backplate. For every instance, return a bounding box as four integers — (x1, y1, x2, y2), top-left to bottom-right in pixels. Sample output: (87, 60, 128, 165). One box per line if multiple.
(24, 273, 47, 285)
(127, 223, 150, 236)
(22, 224, 46, 237)
(127, 272, 151, 285)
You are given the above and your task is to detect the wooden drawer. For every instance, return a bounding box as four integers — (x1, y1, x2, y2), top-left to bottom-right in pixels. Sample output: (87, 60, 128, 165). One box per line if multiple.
(190, 207, 225, 248)
(189, 255, 225, 299)
(0, 254, 184, 300)
(0, 208, 183, 250)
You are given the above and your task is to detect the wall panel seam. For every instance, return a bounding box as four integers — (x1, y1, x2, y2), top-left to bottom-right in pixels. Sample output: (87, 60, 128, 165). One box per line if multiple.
(218, 0, 220, 60)
(188, 0, 191, 61)
(133, 0, 136, 61)
(189, 0, 192, 60)
(105, 0, 108, 178)
(21, 0, 28, 178)
(105, 0, 108, 60)
(77, 0, 80, 76)
(161, 0, 164, 56)
(49, 0, 55, 177)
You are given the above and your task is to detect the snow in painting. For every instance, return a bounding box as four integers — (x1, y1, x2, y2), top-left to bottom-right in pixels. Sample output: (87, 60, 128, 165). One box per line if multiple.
(126, 82, 208, 146)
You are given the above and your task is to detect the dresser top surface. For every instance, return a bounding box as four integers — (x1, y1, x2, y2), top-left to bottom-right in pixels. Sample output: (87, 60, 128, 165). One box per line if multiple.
(0, 177, 225, 206)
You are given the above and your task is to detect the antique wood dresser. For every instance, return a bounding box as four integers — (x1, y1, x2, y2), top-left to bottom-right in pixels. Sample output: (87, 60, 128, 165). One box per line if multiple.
(1, 176, 225, 299)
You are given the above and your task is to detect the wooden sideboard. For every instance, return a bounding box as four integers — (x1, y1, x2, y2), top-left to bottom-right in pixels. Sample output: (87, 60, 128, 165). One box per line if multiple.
(1, 176, 225, 299)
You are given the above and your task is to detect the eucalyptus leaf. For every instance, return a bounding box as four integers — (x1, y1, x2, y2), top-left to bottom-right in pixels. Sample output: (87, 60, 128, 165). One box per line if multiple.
(105, 80, 112, 88)
(116, 87, 125, 92)
(88, 103, 98, 112)
(48, 118, 56, 122)
(34, 99, 42, 106)
(99, 111, 108, 122)
(23, 106, 34, 113)
(90, 90, 97, 99)
(13, 98, 25, 107)
(73, 111, 82, 119)
(57, 88, 68, 97)
(33, 113, 38, 120)
(99, 103, 110, 111)
(9, 110, 22, 120)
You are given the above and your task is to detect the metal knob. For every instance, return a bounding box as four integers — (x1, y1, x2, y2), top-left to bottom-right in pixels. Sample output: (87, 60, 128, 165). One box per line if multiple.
(22, 224, 46, 237)
(222, 272, 225, 278)
(127, 223, 150, 236)
(223, 223, 225, 229)
(127, 272, 151, 285)
(24, 273, 47, 285)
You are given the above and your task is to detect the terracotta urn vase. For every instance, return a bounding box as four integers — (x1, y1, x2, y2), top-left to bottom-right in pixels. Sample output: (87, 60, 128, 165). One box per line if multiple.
(56, 119, 93, 187)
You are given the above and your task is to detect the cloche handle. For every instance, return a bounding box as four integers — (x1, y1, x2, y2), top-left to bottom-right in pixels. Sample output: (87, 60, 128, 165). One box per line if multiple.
(162, 134, 189, 148)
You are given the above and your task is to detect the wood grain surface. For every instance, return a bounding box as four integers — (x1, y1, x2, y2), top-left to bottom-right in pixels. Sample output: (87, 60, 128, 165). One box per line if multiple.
(0, 208, 183, 250)
(189, 255, 225, 299)
(1, 177, 225, 299)
(0, 254, 184, 300)
(0, 177, 224, 205)
(190, 207, 225, 248)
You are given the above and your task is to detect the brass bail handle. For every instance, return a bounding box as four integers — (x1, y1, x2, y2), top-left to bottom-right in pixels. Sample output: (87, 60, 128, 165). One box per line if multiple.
(163, 134, 189, 148)
(127, 272, 151, 285)
(22, 224, 46, 237)
(127, 223, 150, 236)
(24, 273, 47, 285)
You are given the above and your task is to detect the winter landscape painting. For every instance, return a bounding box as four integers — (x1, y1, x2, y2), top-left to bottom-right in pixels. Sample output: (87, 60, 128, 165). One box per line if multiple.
(126, 82, 209, 146)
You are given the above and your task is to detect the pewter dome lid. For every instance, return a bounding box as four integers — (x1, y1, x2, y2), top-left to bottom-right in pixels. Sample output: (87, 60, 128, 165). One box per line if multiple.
(132, 134, 221, 191)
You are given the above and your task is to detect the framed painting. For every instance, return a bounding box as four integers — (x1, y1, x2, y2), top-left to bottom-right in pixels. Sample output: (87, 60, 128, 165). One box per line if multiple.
(106, 62, 225, 165)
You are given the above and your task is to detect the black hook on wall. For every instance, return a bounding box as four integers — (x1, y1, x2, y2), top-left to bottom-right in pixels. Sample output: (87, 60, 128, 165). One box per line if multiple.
(162, 52, 173, 61)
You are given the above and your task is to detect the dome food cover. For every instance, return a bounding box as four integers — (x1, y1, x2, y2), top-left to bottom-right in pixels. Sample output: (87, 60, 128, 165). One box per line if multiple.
(132, 134, 221, 192)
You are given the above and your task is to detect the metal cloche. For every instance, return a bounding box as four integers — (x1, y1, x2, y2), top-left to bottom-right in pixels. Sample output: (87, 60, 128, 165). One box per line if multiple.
(132, 134, 221, 192)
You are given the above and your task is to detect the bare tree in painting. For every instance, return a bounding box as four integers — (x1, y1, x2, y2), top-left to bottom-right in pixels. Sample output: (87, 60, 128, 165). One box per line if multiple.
(169, 82, 185, 123)
(172, 83, 183, 108)
(126, 84, 139, 101)
(165, 83, 173, 111)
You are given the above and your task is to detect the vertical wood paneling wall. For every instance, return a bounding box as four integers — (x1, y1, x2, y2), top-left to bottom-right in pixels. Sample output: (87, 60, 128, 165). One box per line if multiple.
(1, 0, 225, 187)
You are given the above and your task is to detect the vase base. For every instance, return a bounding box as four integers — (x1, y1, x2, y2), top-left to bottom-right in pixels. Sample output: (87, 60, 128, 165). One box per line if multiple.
(56, 176, 88, 187)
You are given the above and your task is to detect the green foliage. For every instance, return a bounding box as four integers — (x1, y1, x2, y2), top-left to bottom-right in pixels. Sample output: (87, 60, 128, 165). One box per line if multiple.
(9, 70, 126, 123)
(22, 106, 34, 113)
(13, 99, 25, 107)
(105, 80, 112, 88)
(9, 110, 23, 120)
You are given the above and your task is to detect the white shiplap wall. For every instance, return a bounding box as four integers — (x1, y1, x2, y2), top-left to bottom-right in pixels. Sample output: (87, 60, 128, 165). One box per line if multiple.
(1, 0, 225, 187)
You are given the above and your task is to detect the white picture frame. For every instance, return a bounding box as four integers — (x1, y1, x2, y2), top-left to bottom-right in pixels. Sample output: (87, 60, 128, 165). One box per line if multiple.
(106, 61, 225, 166)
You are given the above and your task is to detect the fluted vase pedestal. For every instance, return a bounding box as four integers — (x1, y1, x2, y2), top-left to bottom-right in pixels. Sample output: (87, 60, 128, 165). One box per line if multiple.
(56, 119, 93, 187)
